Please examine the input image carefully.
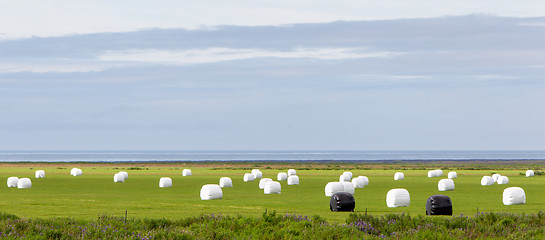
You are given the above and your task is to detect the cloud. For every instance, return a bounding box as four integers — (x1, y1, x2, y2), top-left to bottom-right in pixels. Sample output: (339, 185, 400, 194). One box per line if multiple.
(97, 47, 403, 65)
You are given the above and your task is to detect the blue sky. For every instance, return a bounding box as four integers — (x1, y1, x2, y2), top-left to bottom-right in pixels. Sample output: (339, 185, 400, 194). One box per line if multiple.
(1, 2, 544, 150)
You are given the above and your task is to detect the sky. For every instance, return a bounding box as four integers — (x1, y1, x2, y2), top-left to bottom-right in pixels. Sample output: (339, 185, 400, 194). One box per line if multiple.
(1, 1, 545, 151)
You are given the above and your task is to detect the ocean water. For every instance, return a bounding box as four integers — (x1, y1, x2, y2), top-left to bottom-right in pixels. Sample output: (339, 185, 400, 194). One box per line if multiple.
(0, 151, 544, 162)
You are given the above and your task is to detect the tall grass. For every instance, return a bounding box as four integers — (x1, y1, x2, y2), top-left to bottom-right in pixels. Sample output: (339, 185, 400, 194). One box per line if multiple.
(0, 211, 544, 239)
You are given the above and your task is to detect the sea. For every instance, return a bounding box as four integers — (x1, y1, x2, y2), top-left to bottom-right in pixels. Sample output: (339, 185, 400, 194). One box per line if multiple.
(0, 150, 544, 162)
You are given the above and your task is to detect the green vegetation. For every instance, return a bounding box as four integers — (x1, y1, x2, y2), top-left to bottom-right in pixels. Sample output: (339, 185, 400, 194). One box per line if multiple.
(0, 161, 544, 223)
(1, 210, 545, 239)
(0, 161, 544, 238)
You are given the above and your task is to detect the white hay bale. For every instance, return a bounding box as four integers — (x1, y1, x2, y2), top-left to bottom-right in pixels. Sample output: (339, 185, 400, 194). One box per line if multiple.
(219, 177, 232, 188)
(118, 171, 128, 180)
(481, 176, 494, 186)
(251, 169, 262, 179)
(7, 177, 19, 187)
(159, 177, 172, 188)
(341, 181, 355, 195)
(17, 178, 32, 189)
(35, 170, 45, 178)
(287, 169, 297, 176)
(447, 171, 457, 179)
(113, 173, 125, 183)
(492, 173, 501, 182)
(351, 177, 365, 188)
(325, 182, 344, 197)
(182, 169, 192, 176)
(526, 170, 534, 177)
(343, 171, 353, 179)
(287, 175, 299, 185)
(243, 173, 255, 182)
(264, 181, 281, 194)
(277, 172, 288, 181)
(503, 187, 525, 205)
(497, 176, 509, 185)
(394, 172, 404, 180)
(70, 168, 82, 176)
(358, 176, 369, 186)
(339, 174, 351, 182)
(428, 169, 443, 178)
(438, 179, 455, 191)
(386, 188, 410, 207)
(259, 178, 273, 189)
(200, 184, 223, 200)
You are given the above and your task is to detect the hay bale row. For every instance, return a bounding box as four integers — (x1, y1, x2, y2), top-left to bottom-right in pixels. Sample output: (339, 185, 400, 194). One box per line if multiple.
(113, 171, 128, 183)
(7, 177, 32, 189)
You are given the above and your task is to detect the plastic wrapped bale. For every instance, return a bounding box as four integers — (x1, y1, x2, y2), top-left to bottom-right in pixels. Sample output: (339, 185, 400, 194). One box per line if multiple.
(35, 170, 45, 178)
(287, 169, 297, 176)
(182, 169, 192, 176)
(287, 175, 299, 185)
(70, 168, 82, 176)
(17, 178, 32, 189)
(497, 176, 509, 185)
(492, 173, 501, 182)
(219, 177, 232, 188)
(118, 171, 128, 180)
(251, 169, 262, 179)
(448, 171, 457, 179)
(325, 182, 344, 197)
(264, 181, 281, 194)
(339, 174, 351, 182)
(159, 177, 172, 188)
(341, 181, 355, 195)
(7, 177, 19, 188)
(200, 184, 223, 200)
(503, 187, 525, 205)
(426, 195, 452, 215)
(277, 172, 288, 181)
(243, 173, 255, 182)
(343, 171, 353, 179)
(259, 178, 273, 189)
(358, 176, 369, 186)
(428, 170, 443, 178)
(481, 176, 494, 186)
(438, 179, 455, 191)
(386, 188, 410, 207)
(394, 172, 404, 180)
(330, 192, 355, 212)
(113, 173, 125, 183)
(351, 177, 364, 188)
(526, 170, 534, 177)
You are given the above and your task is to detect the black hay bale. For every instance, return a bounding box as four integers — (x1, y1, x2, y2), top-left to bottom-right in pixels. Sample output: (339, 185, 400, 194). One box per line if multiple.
(426, 195, 452, 216)
(330, 192, 355, 212)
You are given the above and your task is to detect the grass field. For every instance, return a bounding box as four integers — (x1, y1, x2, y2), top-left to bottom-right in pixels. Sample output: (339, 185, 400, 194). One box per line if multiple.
(0, 162, 543, 223)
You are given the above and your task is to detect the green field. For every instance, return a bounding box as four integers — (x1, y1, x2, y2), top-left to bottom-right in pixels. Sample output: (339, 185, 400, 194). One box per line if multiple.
(0, 162, 543, 223)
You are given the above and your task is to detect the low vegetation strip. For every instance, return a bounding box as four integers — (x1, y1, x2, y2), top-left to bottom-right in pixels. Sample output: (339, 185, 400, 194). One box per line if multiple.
(0, 210, 544, 239)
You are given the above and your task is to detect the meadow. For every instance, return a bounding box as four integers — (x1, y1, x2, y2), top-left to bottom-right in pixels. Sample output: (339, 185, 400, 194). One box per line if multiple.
(0, 161, 544, 224)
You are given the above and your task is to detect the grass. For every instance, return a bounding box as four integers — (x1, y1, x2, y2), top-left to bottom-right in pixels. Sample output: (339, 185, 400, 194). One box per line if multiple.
(0, 161, 543, 224)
